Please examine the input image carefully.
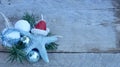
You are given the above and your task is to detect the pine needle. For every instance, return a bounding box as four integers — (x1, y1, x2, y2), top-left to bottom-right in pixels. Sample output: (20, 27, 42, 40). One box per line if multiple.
(22, 12, 35, 28)
(7, 41, 26, 63)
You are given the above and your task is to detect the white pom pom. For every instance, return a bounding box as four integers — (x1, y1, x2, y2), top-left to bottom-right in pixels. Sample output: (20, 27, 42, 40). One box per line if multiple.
(15, 20, 30, 32)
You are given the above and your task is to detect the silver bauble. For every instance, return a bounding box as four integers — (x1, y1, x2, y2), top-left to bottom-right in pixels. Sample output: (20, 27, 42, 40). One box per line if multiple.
(27, 50, 40, 63)
(21, 36, 30, 44)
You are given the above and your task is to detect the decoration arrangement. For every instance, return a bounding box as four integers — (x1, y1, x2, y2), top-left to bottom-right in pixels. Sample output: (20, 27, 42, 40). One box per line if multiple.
(0, 12, 61, 63)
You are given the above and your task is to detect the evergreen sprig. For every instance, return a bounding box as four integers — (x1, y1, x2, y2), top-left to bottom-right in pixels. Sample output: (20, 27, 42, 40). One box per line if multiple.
(7, 41, 26, 63)
(22, 13, 59, 50)
(22, 12, 36, 28)
(46, 42, 59, 50)
(46, 33, 59, 50)
(6, 13, 59, 63)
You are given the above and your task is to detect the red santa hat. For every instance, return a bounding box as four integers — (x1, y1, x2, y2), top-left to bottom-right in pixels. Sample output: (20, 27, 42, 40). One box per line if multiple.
(31, 15, 50, 36)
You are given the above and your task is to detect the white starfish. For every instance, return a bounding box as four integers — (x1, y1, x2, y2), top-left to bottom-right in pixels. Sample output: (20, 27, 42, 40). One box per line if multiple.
(0, 12, 61, 63)
(19, 30, 59, 63)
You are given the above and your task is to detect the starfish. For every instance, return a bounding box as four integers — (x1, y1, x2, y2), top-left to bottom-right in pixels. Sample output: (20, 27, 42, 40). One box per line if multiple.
(0, 12, 61, 62)
(0, 12, 59, 62)
(19, 30, 59, 63)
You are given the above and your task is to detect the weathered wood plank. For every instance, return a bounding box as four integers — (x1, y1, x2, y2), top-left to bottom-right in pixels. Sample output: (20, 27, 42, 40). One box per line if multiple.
(48, 9, 116, 52)
(0, 0, 114, 10)
(0, 0, 117, 52)
(0, 52, 120, 67)
(0, 10, 116, 52)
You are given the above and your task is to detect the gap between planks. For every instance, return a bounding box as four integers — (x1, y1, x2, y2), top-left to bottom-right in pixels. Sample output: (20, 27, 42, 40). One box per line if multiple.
(0, 50, 120, 54)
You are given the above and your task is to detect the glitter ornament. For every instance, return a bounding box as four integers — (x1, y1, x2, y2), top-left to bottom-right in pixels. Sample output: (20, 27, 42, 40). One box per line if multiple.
(20, 36, 30, 44)
(26, 50, 40, 63)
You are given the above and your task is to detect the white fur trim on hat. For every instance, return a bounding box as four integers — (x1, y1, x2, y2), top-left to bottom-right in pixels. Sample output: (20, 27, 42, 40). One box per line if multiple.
(31, 28, 50, 36)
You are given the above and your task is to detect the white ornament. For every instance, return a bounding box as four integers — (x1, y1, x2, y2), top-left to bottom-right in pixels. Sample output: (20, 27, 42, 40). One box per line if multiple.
(1, 28, 21, 47)
(5, 31, 20, 39)
(2, 28, 20, 39)
(15, 20, 30, 32)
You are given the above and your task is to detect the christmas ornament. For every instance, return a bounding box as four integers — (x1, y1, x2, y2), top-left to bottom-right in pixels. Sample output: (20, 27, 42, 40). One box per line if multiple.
(26, 50, 40, 63)
(1, 28, 20, 47)
(0, 12, 61, 63)
(20, 36, 30, 45)
(35, 14, 46, 30)
(15, 20, 30, 32)
(31, 15, 50, 36)
(19, 30, 59, 63)
(35, 20, 46, 30)
(2, 28, 20, 39)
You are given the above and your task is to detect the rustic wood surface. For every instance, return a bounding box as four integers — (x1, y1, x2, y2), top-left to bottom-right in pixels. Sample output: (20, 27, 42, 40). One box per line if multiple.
(0, 52, 119, 67)
(0, 0, 117, 52)
(0, 0, 120, 67)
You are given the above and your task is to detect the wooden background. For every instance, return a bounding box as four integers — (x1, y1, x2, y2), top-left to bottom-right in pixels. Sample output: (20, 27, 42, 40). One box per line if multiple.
(0, 0, 120, 67)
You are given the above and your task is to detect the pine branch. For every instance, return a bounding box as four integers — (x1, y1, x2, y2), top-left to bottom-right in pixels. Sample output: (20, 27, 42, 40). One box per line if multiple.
(46, 42, 59, 50)
(7, 41, 26, 63)
(22, 12, 36, 28)
(22, 13, 59, 50)
(46, 33, 59, 50)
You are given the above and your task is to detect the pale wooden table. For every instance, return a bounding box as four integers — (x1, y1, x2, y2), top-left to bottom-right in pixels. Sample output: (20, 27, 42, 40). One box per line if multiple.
(0, 0, 120, 67)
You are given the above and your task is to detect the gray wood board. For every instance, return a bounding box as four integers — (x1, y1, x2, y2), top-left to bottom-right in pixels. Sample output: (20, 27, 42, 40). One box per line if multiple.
(0, 0, 117, 52)
(0, 52, 120, 67)
(0, 0, 114, 10)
